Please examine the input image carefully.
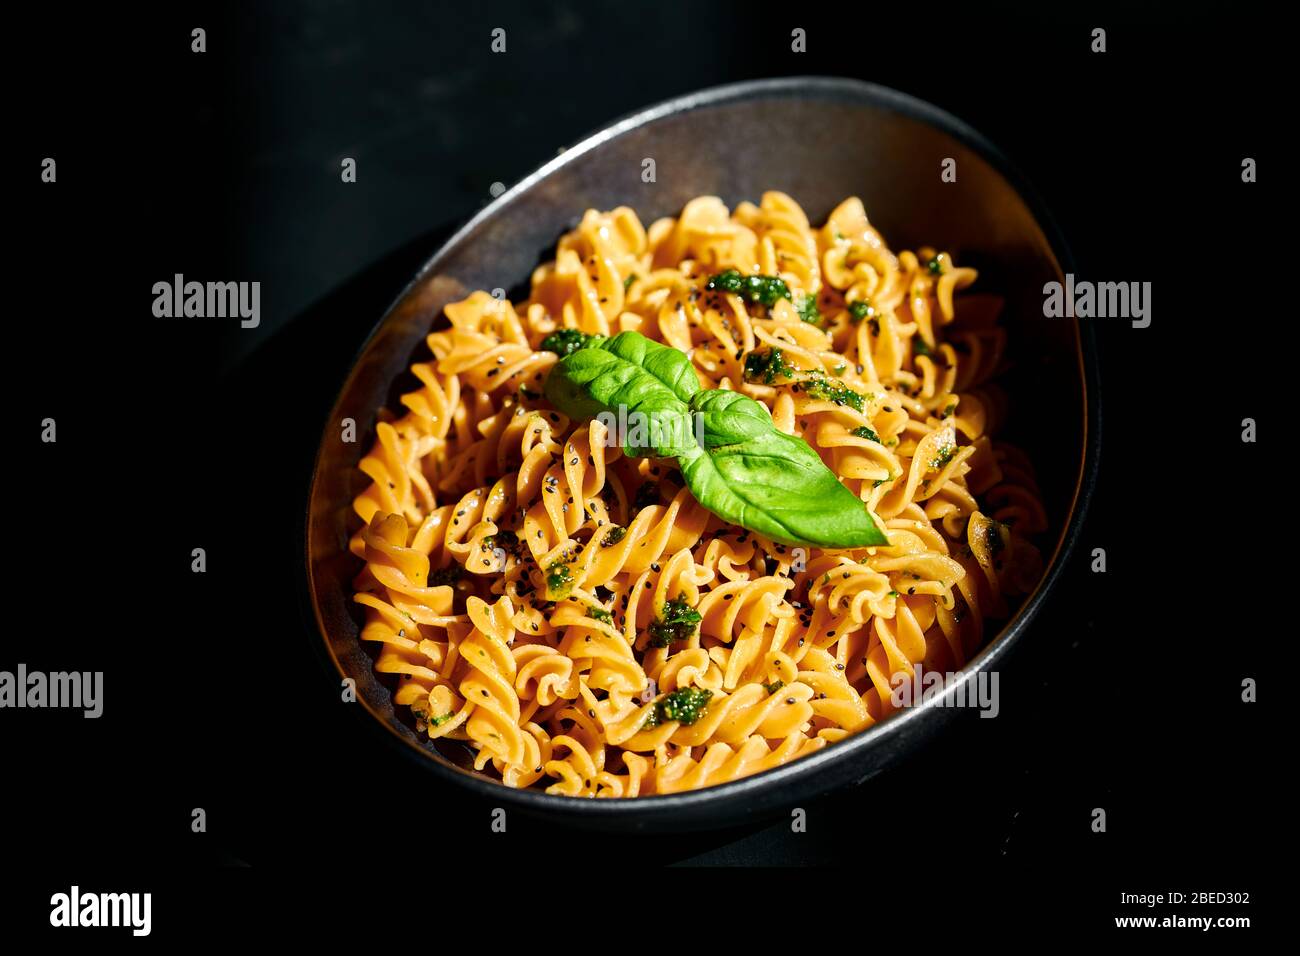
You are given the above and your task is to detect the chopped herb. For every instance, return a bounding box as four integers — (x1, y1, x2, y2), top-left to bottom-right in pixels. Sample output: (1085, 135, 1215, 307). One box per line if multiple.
(762, 680, 785, 696)
(601, 525, 627, 547)
(847, 300, 875, 323)
(942, 402, 956, 417)
(913, 336, 933, 357)
(804, 375, 865, 412)
(851, 425, 880, 442)
(743, 347, 797, 385)
(540, 328, 603, 357)
(704, 269, 792, 308)
(653, 686, 713, 726)
(427, 711, 454, 727)
(926, 254, 947, 276)
(586, 604, 613, 624)
(929, 441, 957, 470)
(797, 294, 823, 326)
(545, 561, 574, 600)
(647, 597, 702, 648)
(623, 274, 637, 292)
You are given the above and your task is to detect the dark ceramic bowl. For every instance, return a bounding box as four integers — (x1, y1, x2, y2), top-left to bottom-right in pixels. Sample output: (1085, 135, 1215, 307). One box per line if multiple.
(306, 76, 1099, 831)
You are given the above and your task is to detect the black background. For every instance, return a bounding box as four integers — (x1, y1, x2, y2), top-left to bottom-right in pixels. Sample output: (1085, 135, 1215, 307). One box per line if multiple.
(6, 0, 1279, 928)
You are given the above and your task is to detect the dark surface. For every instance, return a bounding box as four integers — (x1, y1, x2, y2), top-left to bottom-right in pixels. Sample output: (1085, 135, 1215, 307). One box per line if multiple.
(8, 0, 1279, 916)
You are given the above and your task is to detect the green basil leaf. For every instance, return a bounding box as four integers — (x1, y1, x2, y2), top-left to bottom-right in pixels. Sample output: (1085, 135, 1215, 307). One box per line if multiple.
(543, 331, 888, 549)
(543, 331, 699, 458)
(679, 389, 888, 548)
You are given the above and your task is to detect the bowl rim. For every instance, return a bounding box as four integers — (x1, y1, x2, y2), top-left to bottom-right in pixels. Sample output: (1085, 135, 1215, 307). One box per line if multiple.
(304, 75, 1101, 817)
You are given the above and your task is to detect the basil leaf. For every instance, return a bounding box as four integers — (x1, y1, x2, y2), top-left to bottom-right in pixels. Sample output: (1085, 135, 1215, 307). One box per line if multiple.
(543, 331, 699, 458)
(679, 389, 888, 548)
(543, 331, 888, 549)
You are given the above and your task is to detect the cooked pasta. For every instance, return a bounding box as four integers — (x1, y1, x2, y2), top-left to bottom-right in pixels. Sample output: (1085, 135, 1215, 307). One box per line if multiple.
(350, 192, 1045, 797)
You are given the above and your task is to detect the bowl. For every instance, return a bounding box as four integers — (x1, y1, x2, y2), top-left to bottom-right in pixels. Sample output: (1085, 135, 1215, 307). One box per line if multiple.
(305, 76, 1099, 830)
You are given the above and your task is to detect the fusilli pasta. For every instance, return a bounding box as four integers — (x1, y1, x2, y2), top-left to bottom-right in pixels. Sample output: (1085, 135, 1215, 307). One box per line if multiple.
(350, 193, 1044, 796)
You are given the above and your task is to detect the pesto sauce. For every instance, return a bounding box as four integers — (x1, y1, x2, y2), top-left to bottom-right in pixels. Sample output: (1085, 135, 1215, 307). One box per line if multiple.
(647, 596, 702, 648)
(929, 442, 957, 470)
(540, 328, 603, 357)
(743, 347, 797, 385)
(645, 686, 713, 727)
(803, 375, 865, 412)
(704, 269, 792, 308)
(545, 561, 574, 600)
(797, 294, 823, 326)
(745, 348, 865, 411)
(848, 300, 876, 323)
